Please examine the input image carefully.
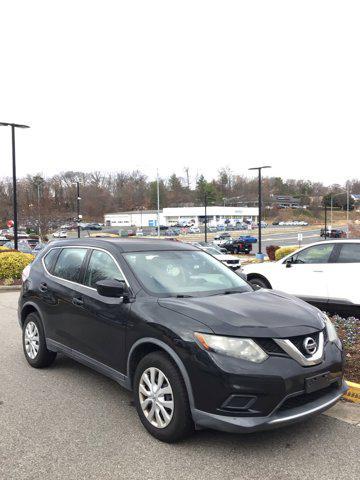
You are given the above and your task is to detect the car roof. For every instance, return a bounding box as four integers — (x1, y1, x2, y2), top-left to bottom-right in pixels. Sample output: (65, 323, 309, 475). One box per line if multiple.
(48, 238, 198, 253)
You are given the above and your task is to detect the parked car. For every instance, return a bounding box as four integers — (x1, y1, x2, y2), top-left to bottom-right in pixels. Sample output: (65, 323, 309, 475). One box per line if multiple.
(199, 246, 242, 270)
(243, 240, 360, 316)
(3, 240, 33, 254)
(222, 239, 252, 254)
(213, 233, 232, 246)
(320, 228, 346, 239)
(52, 230, 67, 239)
(188, 226, 201, 234)
(207, 226, 218, 232)
(238, 235, 257, 244)
(272, 221, 280, 226)
(19, 238, 346, 442)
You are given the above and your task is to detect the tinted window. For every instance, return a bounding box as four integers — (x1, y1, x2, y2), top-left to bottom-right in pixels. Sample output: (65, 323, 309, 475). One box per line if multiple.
(43, 249, 60, 273)
(337, 243, 360, 263)
(84, 250, 124, 288)
(290, 244, 334, 264)
(53, 248, 87, 283)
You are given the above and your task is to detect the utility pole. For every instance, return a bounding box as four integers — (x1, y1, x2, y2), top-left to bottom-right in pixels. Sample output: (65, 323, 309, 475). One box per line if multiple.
(204, 192, 208, 243)
(157, 170, 160, 237)
(324, 203, 328, 239)
(0, 122, 30, 250)
(76, 182, 81, 239)
(248, 165, 271, 256)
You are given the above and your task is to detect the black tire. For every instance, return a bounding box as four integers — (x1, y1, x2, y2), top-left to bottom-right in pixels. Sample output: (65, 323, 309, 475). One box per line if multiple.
(22, 312, 57, 368)
(249, 277, 270, 289)
(234, 247, 239, 254)
(133, 351, 194, 443)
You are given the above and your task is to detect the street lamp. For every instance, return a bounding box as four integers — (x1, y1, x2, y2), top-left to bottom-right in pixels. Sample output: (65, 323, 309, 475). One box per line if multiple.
(0, 122, 30, 250)
(76, 182, 81, 238)
(330, 189, 350, 237)
(248, 165, 271, 256)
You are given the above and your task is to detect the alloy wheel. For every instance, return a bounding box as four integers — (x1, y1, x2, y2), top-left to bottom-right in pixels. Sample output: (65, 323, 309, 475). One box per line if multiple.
(24, 321, 40, 359)
(139, 367, 174, 428)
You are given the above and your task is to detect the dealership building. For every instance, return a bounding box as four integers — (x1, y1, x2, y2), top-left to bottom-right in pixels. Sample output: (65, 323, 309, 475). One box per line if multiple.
(104, 206, 259, 228)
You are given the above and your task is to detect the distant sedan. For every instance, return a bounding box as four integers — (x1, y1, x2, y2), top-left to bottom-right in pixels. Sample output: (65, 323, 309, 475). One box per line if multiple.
(238, 235, 257, 244)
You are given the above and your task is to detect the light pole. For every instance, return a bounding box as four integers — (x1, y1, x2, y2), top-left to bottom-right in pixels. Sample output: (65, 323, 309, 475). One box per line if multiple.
(0, 122, 30, 250)
(204, 192, 208, 243)
(330, 189, 350, 237)
(156, 170, 160, 237)
(76, 182, 81, 238)
(248, 165, 271, 256)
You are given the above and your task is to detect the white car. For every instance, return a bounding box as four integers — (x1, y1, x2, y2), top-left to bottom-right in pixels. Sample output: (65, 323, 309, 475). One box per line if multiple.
(213, 234, 232, 246)
(188, 226, 200, 234)
(242, 240, 360, 316)
(201, 246, 242, 270)
(53, 230, 68, 238)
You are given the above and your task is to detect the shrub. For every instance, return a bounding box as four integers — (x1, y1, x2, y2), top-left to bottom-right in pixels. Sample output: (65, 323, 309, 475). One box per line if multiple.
(266, 245, 280, 261)
(275, 245, 299, 261)
(0, 251, 34, 280)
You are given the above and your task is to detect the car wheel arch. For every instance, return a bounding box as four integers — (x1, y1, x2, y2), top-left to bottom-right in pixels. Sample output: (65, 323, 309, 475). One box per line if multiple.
(127, 338, 195, 410)
(20, 302, 44, 327)
(247, 273, 272, 289)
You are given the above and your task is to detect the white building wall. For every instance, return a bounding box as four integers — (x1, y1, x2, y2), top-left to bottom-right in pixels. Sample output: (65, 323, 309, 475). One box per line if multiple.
(105, 206, 259, 228)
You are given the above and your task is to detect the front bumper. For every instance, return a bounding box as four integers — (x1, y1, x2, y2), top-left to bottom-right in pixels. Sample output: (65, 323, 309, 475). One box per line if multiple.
(193, 380, 348, 433)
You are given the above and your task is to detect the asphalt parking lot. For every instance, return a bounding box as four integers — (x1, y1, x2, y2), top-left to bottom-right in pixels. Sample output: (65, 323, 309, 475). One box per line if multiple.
(1, 291, 359, 480)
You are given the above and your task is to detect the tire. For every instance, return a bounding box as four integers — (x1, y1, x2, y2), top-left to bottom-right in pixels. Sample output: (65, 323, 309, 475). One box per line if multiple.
(234, 247, 239, 254)
(133, 351, 194, 443)
(249, 277, 270, 289)
(22, 312, 57, 368)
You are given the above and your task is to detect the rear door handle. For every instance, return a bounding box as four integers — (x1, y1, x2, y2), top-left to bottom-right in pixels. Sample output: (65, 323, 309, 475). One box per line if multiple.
(72, 297, 84, 307)
(39, 282, 48, 292)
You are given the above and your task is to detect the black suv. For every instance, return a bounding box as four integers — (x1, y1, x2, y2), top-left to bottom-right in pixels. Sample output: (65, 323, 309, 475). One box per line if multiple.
(222, 239, 252, 254)
(19, 239, 346, 442)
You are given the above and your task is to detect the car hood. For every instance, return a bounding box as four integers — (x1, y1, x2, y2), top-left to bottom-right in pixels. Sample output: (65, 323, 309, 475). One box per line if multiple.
(158, 289, 324, 338)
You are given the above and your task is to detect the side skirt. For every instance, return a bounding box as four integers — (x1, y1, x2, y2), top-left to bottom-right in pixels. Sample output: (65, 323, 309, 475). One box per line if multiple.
(46, 338, 131, 391)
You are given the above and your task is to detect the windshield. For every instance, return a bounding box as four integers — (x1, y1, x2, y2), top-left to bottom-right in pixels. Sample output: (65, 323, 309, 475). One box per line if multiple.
(124, 250, 251, 296)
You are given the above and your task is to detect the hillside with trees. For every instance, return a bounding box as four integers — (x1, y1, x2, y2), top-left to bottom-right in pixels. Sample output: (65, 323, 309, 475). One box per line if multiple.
(0, 168, 359, 231)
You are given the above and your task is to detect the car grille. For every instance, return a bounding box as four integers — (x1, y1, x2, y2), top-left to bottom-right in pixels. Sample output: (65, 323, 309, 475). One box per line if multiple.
(278, 383, 339, 412)
(288, 331, 321, 357)
(226, 260, 239, 265)
(255, 339, 288, 356)
(256, 330, 324, 358)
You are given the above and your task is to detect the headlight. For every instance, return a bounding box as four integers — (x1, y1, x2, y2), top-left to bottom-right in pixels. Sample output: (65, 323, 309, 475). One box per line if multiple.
(194, 333, 268, 363)
(322, 314, 342, 348)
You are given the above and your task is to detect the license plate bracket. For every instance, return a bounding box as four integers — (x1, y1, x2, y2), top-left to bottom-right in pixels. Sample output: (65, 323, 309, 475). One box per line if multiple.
(305, 372, 331, 394)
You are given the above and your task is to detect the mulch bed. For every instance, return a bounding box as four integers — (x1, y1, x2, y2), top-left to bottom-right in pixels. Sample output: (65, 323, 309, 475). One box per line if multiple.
(0, 279, 22, 286)
(332, 316, 360, 384)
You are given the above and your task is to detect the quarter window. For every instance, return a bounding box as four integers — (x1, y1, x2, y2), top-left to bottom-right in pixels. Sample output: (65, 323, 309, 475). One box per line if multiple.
(84, 250, 124, 288)
(289, 244, 334, 264)
(336, 243, 360, 263)
(52, 248, 88, 283)
(43, 248, 60, 273)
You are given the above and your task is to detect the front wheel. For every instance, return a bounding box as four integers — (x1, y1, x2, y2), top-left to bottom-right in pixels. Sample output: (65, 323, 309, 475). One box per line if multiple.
(133, 352, 194, 443)
(249, 277, 270, 289)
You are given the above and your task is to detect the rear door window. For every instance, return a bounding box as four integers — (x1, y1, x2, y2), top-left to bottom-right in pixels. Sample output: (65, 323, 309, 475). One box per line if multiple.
(336, 243, 360, 263)
(84, 249, 124, 288)
(52, 248, 88, 283)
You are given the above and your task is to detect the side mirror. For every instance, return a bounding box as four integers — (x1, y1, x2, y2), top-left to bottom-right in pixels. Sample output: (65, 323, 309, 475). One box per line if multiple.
(95, 279, 127, 298)
(285, 260, 292, 268)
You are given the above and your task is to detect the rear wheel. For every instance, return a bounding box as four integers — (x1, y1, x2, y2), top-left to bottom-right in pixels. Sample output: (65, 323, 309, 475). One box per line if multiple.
(249, 277, 270, 289)
(134, 351, 194, 443)
(22, 312, 57, 368)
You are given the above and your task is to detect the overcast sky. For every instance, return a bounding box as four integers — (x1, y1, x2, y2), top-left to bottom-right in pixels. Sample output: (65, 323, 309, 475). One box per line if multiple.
(0, 1, 359, 186)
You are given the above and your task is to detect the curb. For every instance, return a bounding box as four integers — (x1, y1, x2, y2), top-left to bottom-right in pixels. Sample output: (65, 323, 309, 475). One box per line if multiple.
(0, 285, 21, 292)
(344, 381, 360, 404)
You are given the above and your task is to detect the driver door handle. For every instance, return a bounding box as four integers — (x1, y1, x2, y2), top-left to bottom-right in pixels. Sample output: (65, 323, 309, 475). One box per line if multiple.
(72, 297, 84, 307)
(39, 282, 48, 292)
